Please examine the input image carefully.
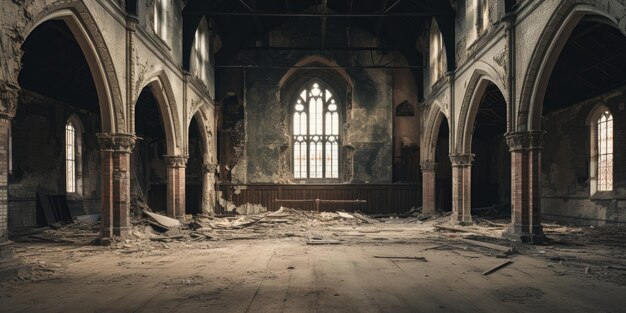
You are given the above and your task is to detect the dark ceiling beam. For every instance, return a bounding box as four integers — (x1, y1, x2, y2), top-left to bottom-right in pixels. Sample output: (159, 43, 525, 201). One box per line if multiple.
(184, 11, 448, 17)
(239, 46, 404, 51)
(321, 0, 328, 49)
(375, 0, 390, 37)
(239, 0, 263, 35)
(214, 65, 425, 69)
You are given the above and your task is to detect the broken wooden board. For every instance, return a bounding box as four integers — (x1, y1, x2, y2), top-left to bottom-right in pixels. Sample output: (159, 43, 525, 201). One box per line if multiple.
(338, 212, 355, 219)
(307, 239, 342, 245)
(459, 238, 514, 254)
(143, 211, 181, 228)
(483, 260, 513, 275)
(433, 225, 469, 233)
(373, 256, 427, 262)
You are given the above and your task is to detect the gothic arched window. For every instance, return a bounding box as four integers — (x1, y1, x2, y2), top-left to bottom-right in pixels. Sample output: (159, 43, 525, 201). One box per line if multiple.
(65, 120, 76, 193)
(153, 0, 168, 40)
(596, 111, 613, 191)
(65, 116, 83, 195)
(293, 82, 340, 179)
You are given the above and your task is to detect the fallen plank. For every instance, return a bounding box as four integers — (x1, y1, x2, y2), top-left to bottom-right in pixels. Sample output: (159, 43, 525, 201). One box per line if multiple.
(483, 260, 514, 275)
(373, 256, 427, 262)
(338, 212, 355, 219)
(307, 239, 342, 245)
(144, 211, 181, 228)
(434, 225, 469, 233)
(606, 265, 626, 271)
(460, 238, 514, 253)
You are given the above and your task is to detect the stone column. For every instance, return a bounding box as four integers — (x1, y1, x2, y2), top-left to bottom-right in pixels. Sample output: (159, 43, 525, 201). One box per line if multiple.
(0, 81, 19, 278)
(202, 163, 218, 215)
(97, 133, 136, 241)
(165, 155, 188, 219)
(505, 131, 545, 243)
(420, 161, 437, 215)
(450, 154, 474, 225)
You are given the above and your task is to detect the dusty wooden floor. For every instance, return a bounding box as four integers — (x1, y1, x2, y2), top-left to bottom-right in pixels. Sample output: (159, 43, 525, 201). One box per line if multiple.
(1, 237, 625, 313)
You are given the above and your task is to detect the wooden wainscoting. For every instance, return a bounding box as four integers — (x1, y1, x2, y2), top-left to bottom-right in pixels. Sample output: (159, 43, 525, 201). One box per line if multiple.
(217, 183, 421, 215)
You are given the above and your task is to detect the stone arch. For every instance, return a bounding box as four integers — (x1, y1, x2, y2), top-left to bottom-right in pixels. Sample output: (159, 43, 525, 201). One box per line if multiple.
(456, 67, 507, 153)
(518, 2, 626, 131)
(135, 70, 182, 155)
(20, 3, 125, 133)
(278, 56, 353, 182)
(189, 108, 213, 164)
(422, 102, 449, 162)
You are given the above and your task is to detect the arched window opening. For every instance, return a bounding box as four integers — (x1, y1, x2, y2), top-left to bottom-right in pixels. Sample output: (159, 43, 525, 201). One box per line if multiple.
(597, 111, 613, 191)
(192, 19, 210, 85)
(293, 82, 340, 179)
(153, 0, 168, 40)
(66, 121, 76, 193)
(476, 0, 488, 34)
(429, 20, 446, 85)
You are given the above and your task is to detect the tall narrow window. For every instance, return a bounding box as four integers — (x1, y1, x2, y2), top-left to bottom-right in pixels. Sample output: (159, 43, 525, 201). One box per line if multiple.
(66, 121, 76, 193)
(597, 111, 613, 191)
(293, 82, 340, 179)
(153, 0, 168, 40)
(429, 19, 446, 84)
(192, 19, 210, 85)
(475, 0, 489, 34)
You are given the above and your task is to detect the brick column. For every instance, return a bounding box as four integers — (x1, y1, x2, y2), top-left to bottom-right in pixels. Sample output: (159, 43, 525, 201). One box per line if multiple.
(505, 131, 545, 243)
(420, 161, 437, 215)
(0, 81, 19, 277)
(450, 154, 474, 225)
(165, 155, 188, 219)
(97, 134, 136, 241)
(202, 163, 218, 215)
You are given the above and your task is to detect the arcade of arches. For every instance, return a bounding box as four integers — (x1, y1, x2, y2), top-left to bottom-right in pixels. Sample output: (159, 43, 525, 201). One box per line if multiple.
(0, 0, 626, 311)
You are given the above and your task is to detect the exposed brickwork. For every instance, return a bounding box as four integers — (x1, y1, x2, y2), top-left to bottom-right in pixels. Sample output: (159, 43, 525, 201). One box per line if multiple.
(98, 134, 136, 240)
(420, 162, 437, 215)
(165, 156, 188, 219)
(450, 154, 474, 225)
(505, 131, 545, 243)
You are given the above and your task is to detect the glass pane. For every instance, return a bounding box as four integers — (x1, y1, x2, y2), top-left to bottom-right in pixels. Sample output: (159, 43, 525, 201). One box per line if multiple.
(294, 113, 301, 135)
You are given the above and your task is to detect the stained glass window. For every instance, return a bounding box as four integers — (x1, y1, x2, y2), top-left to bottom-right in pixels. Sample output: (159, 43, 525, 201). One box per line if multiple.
(293, 82, 340, 179)
(66, 121, 76, 193)
(597, 111, 613, 191)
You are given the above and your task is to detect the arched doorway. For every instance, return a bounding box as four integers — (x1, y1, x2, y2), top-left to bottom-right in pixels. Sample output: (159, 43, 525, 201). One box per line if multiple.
(132, 87, 168, 214)
(435, 118, 452, 212)
(186, 116, 204, 215)
(9, 19, 104, 230)
(471, 83, 509, 216)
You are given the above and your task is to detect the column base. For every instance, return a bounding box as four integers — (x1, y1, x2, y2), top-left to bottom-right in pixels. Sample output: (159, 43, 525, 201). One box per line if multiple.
(0, 241, 30, 281)
(503, 224, 546, 244)
(451, 212, 473, 226)
(112, 227, 130, 238)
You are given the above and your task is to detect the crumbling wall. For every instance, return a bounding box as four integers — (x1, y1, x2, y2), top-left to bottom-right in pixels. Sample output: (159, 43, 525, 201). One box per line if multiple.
(9, 90, 102, 227)
(542, 86, 626, 225)
(232, 18, 394, 184)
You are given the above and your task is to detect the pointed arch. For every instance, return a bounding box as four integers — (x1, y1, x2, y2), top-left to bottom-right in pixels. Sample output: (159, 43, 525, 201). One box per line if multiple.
(456, 67, 507, 154)
(422, 102, 449, 162)
(135, 71, 182, 155)
(22, 4, 125, 133)
(518, 3, 625, 131)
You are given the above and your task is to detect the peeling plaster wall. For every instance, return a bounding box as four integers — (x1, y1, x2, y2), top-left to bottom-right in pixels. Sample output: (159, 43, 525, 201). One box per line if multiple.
(234, 18, 394, 184)
(9, 90, 102, 227)
(542, 87, 626, 225)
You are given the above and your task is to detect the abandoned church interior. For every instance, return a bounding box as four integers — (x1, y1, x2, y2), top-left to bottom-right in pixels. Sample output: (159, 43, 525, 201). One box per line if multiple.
(1, 0, 626, 312)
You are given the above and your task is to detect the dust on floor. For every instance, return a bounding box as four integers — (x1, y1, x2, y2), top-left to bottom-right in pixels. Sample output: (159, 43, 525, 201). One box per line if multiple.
(2, 209, 626, 313)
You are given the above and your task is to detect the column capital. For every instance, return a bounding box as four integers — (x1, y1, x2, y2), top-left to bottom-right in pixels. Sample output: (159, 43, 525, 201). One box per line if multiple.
(96, 133, 136, 153)
(505, 131, 545, 151)
(420, 161, 438, 172)
(202, 163, 218, 173)
(165, 155, 188, 168)
(449, 154, 474, 167)
(0, 80, 19, 119)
